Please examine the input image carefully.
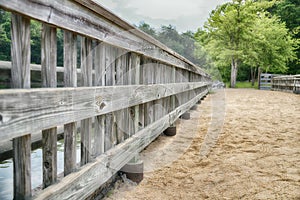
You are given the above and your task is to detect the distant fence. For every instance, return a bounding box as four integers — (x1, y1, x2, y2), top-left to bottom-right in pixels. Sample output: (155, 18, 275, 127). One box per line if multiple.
(259, 73, 273, 90)
(271, 75, 300, 94)
(0, 0, 211, 199)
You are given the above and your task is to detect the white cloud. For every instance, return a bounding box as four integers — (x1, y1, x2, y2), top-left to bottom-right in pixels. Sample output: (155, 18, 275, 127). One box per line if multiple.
(97, 0, 231, 32)
(125, 0, 202, 20)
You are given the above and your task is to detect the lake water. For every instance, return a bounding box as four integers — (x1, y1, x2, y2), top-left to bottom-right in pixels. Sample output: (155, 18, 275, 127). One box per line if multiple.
(0, 140, 81, 199)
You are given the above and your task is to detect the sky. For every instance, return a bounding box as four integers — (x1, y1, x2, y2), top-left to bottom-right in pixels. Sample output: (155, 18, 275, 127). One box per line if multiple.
(97, 0, 231, 33)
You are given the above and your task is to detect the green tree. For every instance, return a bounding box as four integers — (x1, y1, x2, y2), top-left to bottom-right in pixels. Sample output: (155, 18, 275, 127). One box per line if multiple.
(137, 22, 201, 66)
(270, 0, 300, 74)
(245, 13, 296, 85)
(138, 22, 157, 38)
(196, 0, 296, 87)
(0, 10, 11, 61)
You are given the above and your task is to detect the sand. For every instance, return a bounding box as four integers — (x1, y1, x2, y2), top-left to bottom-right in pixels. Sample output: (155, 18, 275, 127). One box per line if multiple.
(105, 89, 300, 200)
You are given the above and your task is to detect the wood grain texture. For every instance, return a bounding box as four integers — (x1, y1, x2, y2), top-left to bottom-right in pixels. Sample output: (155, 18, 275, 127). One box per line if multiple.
(80, 37, 93, 165)
(10, 13, 32, 199)
(41, 24, 58, 189)
(0, 82, 209, 141)
(42, 127, 57, 188)
(115, 49, 126, 143)
(104, 44, 116, 151)
(132, 53, 141, 134)
(63, 30, 77, 176)
(94, 42, 105, 156)
(33, 90, 207, 200)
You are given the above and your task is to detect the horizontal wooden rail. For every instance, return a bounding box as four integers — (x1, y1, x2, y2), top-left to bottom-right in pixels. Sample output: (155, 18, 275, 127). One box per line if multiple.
(0, 82, 209, 141)
(271, 75, 300, 94)
(0, 60, 75, 73)
(34, 90, 207, 199)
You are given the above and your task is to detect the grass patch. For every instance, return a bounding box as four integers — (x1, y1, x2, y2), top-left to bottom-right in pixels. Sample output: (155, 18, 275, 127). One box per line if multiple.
(226, 81, 258, 89)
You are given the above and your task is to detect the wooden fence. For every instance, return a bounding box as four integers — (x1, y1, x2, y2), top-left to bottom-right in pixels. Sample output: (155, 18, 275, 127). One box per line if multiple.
(259, 73, 273, 90)
(271, 75, 300, 94)
(0, 0, 211, 199)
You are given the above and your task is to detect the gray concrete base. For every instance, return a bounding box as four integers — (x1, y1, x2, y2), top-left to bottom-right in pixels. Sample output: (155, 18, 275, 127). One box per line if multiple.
(120, 159, 144, 183)
(190, 105, 198, 110)
(180, 112, 190, 120)
(164, 126, 176, 136)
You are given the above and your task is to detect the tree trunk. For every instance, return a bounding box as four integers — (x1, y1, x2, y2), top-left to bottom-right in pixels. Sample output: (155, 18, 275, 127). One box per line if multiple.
(258, 67, 261, 89)
(250, 67, 257, 86)
(230, 58, 238, 88)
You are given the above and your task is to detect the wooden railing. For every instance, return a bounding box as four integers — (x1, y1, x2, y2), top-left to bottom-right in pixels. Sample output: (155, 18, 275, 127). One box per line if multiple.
(271, 75, 300, 94)
(0, 0, 211, 199)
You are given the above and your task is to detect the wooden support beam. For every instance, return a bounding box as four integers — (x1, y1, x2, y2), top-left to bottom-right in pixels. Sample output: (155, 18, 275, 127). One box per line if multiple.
(80, 37, 93, 165)
(0, 82, 209, 141)
(104, 44, 115, 151)
(63, 30, 77, 176)
(94, 42, 106, 157)
(41, 24, 58, 188)
(115, 49, 126, 144)
(11, 13, 32, 199)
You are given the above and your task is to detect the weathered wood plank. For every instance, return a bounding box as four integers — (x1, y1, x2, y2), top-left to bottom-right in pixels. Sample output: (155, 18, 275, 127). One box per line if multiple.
(0, 60, 92, 75)
(10, 13, 32, 199)
(132, 53, 141, 134)
(94, 42, 105, 157)
(128, 53, 135, 136)
(33, 90, 207, 200)
(154, 62, 163, 121)
(63, 30, 77, 176)
(80, 37, 93, 165)
(143, 57, 154, 127)
(41, 24, 58, 188)
(0, 82, 209, 141)
(104, 45, 116, 151)
(0, 0, 208, 76)
(115, 49, 126, 143)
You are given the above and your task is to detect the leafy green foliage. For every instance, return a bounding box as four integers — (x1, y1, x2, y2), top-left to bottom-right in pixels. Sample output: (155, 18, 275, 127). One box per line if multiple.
(137, 22, 200, 66)
(270, 0, 300, 74)
(0, 10, 11, 61)
(195, 0, 297, 87)
(0, 9, 65, 66)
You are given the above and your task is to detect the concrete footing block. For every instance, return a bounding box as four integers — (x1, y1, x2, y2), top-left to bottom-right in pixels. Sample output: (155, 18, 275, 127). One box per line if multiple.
(120, 159, 144, 184)
(180, 112, 190, 120)
(190, 105, 198, 110)
(164, 126, 176, 136)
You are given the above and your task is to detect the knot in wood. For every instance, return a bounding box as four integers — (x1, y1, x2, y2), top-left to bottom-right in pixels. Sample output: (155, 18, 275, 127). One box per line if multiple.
(96, 96, 106, 110)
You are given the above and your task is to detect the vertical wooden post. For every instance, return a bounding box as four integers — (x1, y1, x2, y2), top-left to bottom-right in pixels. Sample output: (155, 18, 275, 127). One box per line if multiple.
(143, 58, 154, 126)
(115, 49, 126, 143)
(132, 53, 140, 134)
(11, 13, 32, 199)
(41, 24, 58, 188)
(171, 66, 176, 111)
(104, 44, 116, 151)
(63, 30, 77, 176)
(80, 37, 93, 165)
(139, 58, 145, 131)
(154, 62, 162, 121)
(94, 42, 105, 156)
(128, 53, 134, 136)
